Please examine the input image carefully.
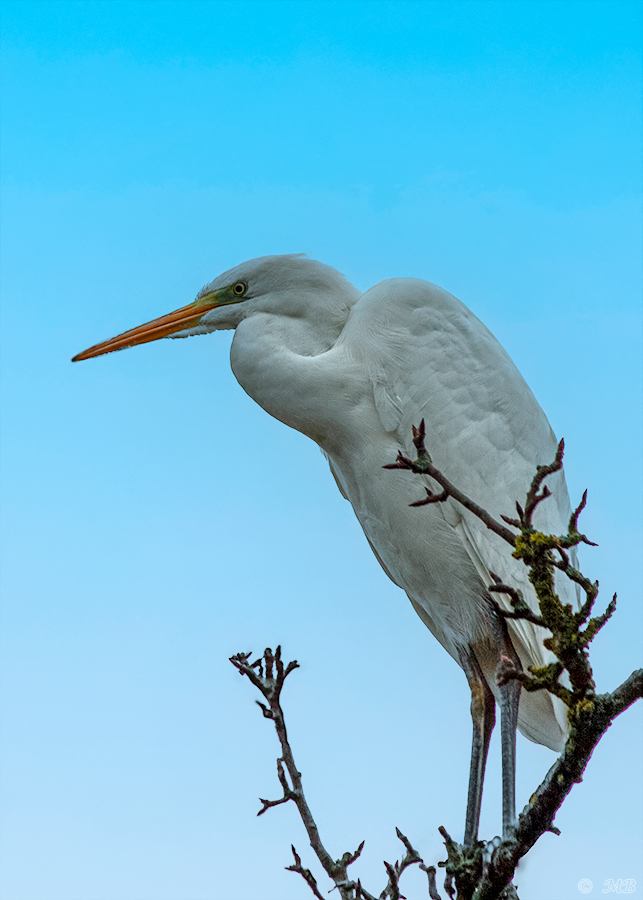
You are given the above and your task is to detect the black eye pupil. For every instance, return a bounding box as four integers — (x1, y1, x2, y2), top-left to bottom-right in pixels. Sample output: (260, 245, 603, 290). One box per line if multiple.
(234, 283, 245, 294)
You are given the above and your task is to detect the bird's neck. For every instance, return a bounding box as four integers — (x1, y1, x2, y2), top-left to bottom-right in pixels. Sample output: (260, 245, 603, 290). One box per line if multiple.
(229, 307, 358, 447)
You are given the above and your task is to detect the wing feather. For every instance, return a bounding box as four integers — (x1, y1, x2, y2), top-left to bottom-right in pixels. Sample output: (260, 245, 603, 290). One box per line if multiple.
(339, 278, 576, 747)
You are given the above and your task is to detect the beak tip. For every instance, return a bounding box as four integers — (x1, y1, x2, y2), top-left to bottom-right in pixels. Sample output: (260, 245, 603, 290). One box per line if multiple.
(69, 298, 210, 364)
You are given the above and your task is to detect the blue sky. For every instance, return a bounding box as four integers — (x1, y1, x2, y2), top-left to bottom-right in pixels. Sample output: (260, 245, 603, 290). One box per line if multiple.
(1, 2, 641, 899)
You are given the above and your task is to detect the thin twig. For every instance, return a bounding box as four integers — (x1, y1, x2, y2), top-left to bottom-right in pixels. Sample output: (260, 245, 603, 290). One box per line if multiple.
(285, 845, 326, 900)
(231, 647, 356, 897)
(380, 828, 423, 899)
(420, 864, 443, 900)
(231, 647, 429, 900)
(383, 420, 517, 545)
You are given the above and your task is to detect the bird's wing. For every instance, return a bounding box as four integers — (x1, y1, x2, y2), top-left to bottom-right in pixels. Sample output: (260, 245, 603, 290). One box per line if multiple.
(340, 277, 579, 656)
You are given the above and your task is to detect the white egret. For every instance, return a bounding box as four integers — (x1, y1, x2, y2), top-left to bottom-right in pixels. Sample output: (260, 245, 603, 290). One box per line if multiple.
(73, 254, 575, 845)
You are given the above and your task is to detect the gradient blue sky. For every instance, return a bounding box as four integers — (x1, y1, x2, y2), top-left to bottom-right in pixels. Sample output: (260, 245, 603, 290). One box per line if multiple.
(1, 2, 641, 899)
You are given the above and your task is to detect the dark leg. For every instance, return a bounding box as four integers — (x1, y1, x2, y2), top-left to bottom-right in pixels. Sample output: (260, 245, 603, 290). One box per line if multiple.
(459, 648, 496, 847)
(493, 619, 522, 837)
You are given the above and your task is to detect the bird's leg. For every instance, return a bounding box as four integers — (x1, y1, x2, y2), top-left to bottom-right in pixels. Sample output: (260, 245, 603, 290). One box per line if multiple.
(459, 649, 496, 847)
(493, 617, 523, 838)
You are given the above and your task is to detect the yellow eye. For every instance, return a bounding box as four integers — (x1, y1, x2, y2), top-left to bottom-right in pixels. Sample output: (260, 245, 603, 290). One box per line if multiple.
(232, 281, 247, 296)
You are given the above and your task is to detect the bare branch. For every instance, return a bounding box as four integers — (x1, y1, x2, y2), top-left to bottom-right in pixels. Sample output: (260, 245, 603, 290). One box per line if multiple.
(610, 668, 643, 716)
(522, 438, 564, 522)
(383, 420, 517, 545)
(231, 435, 641, 900)
(580, 594, 617, 647)
(488, 574, 546, 627)
(569, 489, 587, 533)
(379, 828, 423, 899)
(232, 647, 436, 899)
(355, 880, 379, 900)
(420, 864, 443, 900)
(231, 647, 349, 894)
(457, 668, 643, 899)
(386, 429, 611, 705)
(285, 845, 326, 900)
(409, 486, 451, 506)
(257, 758, 296, 815)
(382, 427, 642, 899)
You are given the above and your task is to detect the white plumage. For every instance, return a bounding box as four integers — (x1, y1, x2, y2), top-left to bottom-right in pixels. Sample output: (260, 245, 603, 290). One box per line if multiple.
(74, 253, 575, 840)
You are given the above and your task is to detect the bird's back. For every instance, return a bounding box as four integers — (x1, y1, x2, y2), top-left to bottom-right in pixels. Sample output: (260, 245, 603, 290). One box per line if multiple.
(325, 277, 575, 750)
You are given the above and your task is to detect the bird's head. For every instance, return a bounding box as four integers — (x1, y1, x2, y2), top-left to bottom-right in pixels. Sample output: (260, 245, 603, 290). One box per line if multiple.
(72, 254, 358, 362)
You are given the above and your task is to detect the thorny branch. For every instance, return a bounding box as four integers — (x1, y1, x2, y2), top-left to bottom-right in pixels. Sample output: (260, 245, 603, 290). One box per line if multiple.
(230, 427, 641, 900)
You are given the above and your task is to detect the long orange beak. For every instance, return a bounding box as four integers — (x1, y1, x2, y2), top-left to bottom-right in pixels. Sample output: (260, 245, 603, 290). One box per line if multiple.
(72, 293, 224, 362)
